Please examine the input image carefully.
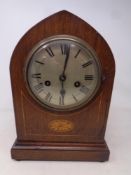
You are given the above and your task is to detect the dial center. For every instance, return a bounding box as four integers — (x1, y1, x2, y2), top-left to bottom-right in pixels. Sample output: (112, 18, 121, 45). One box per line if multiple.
(59, 74, 66, 82)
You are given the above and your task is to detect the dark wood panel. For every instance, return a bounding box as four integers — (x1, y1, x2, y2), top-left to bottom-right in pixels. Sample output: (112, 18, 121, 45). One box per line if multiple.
(11, 140, 109, 161)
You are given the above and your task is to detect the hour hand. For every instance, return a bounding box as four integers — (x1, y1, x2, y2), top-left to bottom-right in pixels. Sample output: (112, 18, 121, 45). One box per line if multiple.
(59, 81, 65, 105)
(59, 74, 66, 104)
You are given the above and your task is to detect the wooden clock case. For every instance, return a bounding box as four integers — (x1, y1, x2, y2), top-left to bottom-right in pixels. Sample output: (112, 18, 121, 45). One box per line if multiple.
(10, 11, 115, 161)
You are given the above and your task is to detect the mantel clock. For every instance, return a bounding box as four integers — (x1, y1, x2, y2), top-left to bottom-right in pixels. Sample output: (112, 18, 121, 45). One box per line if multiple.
(10, 11, 115, 161)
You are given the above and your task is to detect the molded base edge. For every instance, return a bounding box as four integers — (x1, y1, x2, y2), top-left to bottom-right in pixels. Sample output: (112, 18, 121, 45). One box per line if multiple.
(11, 139, 110, 161)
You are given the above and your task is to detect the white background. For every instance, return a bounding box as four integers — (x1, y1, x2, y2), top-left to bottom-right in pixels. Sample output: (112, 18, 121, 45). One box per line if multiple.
(0, 0, 131, 174)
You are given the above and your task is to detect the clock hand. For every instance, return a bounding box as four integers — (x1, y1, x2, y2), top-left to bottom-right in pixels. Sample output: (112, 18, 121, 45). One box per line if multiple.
(59, 44, 70, 104)
(62, 44, 70, 76)
(60, 79, 65, 104)
(60, 81, 65, 94)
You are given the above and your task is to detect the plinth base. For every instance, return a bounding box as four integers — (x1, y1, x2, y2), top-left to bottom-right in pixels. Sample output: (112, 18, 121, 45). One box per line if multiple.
(11, 140, 109, 161)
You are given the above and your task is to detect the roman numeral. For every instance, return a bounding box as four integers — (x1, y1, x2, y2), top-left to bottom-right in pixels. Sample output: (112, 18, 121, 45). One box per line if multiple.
(35, 60, 44, 65)
(72, 95, 78, 102)
(85, 75, 94, 80)
(82, 60, 93, 68)
(45, 47, 54, 57)
(61, 44, 66, 55)
(45, 92, 52, 102)
(32, 73, 41, 79)
(80, 85, 89, 94)
(34, 83, 43, 92)
(60, 44, 70, 55)
(59, 96, 64, 105)
(74, 49, 81, 58)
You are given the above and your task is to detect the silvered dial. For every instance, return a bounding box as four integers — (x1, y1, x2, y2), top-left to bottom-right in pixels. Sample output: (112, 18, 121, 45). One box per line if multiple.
(26, 35, 101, 111)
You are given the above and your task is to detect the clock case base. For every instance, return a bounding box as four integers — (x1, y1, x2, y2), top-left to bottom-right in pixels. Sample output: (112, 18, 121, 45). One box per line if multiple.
(11, 140, 109, 161)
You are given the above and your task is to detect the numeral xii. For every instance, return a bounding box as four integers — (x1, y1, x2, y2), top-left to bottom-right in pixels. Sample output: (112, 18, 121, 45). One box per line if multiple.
(61, 44, 70, 55)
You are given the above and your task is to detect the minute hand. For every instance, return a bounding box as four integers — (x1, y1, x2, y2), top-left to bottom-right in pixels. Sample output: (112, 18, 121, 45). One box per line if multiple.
(62, 45, 70, 75)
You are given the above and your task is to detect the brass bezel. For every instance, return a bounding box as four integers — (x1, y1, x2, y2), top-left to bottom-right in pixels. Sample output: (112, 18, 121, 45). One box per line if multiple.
(24, 35, 102, 112)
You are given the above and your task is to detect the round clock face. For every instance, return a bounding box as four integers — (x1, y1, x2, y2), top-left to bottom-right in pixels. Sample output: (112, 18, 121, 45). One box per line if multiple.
(26, 35, 101, 111)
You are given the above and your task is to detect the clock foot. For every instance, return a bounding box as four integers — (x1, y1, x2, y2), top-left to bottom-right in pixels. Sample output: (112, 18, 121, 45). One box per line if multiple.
(11, 139, 110, 161)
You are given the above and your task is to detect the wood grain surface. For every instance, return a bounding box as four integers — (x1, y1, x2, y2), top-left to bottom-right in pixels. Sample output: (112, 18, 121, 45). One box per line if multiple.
(10, 10, 115, 161)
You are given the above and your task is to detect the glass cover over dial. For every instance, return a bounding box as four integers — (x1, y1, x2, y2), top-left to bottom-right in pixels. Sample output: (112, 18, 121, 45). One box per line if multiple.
(26, 35, 101, 111)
